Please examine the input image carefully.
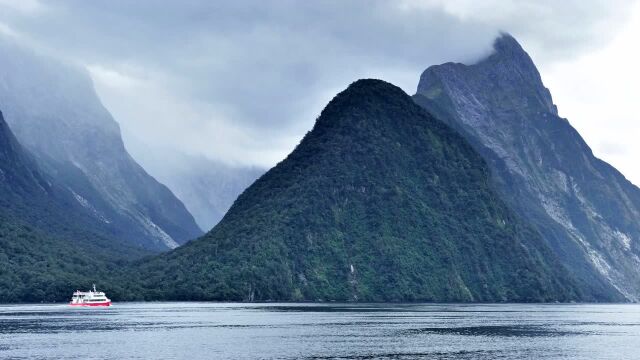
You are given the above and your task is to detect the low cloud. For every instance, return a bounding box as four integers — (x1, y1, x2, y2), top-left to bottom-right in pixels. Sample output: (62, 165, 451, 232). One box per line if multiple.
(0, 1, 637, 169)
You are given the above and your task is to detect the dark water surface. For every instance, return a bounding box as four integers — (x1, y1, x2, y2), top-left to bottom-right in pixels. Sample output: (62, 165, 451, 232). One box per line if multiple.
(0, 303, 638, 359)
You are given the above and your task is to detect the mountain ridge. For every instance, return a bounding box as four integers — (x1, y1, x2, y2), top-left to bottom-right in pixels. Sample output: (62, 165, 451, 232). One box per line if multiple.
(414, 33, 637, 301)
(122, 78, 584, 302)
(0, 38, 202, 251)
(1, 110, 148, 302)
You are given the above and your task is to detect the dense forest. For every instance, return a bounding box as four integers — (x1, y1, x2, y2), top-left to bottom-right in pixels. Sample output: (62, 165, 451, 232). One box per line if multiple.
(116, 79, 584, 302)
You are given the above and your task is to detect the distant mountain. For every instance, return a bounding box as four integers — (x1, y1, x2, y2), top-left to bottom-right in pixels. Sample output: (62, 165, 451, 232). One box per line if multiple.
(0, 110, 145, 302)
(0, 38, 202, 251)
(125, 79, 583, 302)
(129, 149, 264, 231)
(414, 34, 636, 301)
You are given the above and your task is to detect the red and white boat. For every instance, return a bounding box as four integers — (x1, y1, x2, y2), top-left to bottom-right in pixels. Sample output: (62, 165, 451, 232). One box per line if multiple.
(69, 284, 111, 307)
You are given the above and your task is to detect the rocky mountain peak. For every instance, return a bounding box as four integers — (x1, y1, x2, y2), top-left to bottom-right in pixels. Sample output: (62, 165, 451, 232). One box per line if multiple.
(417, 34, 558, 117)
(414, 33, 640, 302)
(491, 33, 529, 60)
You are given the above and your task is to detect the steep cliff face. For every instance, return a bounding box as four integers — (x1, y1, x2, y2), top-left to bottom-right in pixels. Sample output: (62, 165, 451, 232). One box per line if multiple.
(415, 34, 637, 301)
(0, 39, 202, 250)
(126, 79, 583, 302)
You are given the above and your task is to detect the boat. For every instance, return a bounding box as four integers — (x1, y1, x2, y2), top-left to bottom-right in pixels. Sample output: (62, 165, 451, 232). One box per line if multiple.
(69, 284, 112, 307)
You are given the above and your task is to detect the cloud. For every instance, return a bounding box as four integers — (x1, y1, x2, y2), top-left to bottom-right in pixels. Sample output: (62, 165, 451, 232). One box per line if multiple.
(0, 1, 637, 171)
(0, 21, 17, 37)
(87, 64, 144, 90)
(0, 0, 45, 14)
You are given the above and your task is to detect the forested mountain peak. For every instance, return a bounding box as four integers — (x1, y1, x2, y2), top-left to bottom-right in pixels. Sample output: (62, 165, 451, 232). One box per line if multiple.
(125, 78, 583, 302)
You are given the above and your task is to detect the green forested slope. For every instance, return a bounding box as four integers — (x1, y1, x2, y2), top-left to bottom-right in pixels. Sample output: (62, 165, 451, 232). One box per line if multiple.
(126, 79, 582, 302)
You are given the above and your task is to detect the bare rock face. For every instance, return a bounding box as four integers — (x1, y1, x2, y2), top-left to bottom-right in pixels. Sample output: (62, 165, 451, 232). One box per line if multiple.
(415, 34, 640, 301)
(0, 38, 202, 251)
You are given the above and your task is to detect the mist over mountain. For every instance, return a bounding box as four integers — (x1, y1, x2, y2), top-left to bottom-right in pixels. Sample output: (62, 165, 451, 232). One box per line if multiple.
(0, 110, 148, 302)
(126, 147, 264, 231)
(0, 22, 637, 306)
(0, 38, 202, 251)
(414, 34, 640, 301)
(124, 79, 584, 302)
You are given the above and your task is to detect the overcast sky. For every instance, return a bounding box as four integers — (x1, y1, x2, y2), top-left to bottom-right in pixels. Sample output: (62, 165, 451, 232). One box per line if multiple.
(1, 1, 640, 183)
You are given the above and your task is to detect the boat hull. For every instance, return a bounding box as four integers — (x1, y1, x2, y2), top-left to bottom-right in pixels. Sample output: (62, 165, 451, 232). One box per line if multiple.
(69, 301, 111, 307)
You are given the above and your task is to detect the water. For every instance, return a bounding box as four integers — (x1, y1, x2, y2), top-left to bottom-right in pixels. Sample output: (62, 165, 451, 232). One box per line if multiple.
(0, 303, 638, 359)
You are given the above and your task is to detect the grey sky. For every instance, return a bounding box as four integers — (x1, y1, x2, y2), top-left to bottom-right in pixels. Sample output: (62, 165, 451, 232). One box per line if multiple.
(0, 0, 639, 182)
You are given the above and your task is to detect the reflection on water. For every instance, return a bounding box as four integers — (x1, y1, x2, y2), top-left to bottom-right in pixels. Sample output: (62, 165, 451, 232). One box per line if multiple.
(399, 325, 586, 337)
(0, 303, 638, 359)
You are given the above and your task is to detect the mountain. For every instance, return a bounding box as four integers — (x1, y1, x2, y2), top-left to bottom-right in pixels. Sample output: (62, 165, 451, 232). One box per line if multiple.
(0, 110, 145, 302)
(125, 79, 583, 302)
(0, 38, 202, 251)
(414, 34, 636, 301)
(128, 148, 264, 231)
